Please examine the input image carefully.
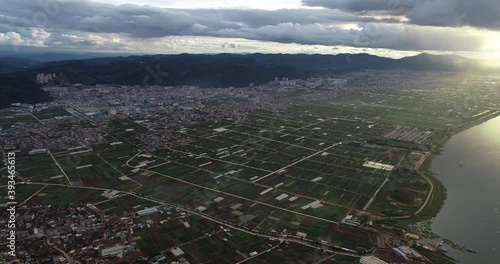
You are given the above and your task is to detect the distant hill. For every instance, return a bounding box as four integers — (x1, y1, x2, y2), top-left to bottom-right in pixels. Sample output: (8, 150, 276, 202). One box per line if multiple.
(0, 52, 125, 62)
(0, 57, 40, 72)
(396, 53, 482, 72)
(18, 53, 494, 86)
(0, 73, 51, 108)
(0, 52, 497, 108)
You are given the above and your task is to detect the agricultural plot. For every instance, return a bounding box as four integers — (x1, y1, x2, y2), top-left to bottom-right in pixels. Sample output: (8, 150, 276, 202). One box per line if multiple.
(107, 118, 149, 146)
(0, 112, 38, 129)
(0, 184, 45, 204)
(127, 169, 351, 238)
(95, 194, 157, 215)
(134, 214, 351, 264)
(17, 184, 107, 206)
(32, 107, 71, 120)
(50, 147, 140, 191)
(124, 105, 412, 241)
(91, 140, 138, 171)
(123, 81, 499, 240)
(12, 153, 69, 184)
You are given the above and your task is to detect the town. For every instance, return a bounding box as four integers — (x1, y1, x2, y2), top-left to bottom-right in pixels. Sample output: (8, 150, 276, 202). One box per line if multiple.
(1, 71, 499, 263)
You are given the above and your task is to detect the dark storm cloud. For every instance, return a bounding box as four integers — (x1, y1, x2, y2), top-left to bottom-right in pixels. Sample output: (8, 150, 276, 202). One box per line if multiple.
(303, 0, 500, 30)
(214, 22, 482, 51)
(0, 0, 394, 38)
(0, 0, 490, 52)
(409, 0, 500, 29)
(185, 9, 401, 28)
(302, 0, 416, 15)
(0, 0, 406, 48)
(0, 0, 237, 38)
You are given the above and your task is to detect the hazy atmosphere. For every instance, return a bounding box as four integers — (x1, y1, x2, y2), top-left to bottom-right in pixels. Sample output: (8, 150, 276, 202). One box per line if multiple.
(1, 1, 500, 264)
(1, 0, 500, 59)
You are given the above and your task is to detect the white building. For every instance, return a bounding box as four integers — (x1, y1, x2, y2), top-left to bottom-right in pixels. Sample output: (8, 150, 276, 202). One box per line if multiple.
(136, 207, 159, 217)
(28, 148, 47, 155)
(359, 256, 388, 264)
(170, 247, 185, 257)
(101, 245, 125, 257)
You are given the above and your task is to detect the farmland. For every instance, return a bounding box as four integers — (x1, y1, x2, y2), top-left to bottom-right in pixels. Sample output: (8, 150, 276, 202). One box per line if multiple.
(1, 72, 499, 263)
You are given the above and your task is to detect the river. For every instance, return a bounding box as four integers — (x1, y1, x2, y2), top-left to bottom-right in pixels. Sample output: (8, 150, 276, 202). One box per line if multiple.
(429, 115, 500, 263)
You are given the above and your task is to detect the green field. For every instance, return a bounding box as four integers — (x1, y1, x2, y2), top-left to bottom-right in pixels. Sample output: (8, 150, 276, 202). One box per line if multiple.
(3, 73, 499, 262)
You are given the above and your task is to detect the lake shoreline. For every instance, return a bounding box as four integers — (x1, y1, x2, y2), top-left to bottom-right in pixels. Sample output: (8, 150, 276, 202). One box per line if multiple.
(424, 112, 500, 263)
(381, 111, 500, 263)
(422, 110, 500, 214)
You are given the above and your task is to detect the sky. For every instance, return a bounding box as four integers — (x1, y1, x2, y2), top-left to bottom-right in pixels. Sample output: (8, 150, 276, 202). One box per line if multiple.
(0, 0, 499, 59)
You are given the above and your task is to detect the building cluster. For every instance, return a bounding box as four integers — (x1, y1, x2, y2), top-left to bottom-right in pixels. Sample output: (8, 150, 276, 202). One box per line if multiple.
(1, 75, 352, 152)
(0, 205, 137, 263)
(36, 73, 57, 84)
(0, 114, 107, 151)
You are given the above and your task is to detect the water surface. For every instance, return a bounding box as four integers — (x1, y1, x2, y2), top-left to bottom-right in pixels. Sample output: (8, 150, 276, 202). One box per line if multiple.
(430, 116, 500, 263)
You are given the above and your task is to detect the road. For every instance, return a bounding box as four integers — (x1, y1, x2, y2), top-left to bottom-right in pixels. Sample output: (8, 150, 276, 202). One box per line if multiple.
(46, 148, 73, 185)
(384, 151, 434, 220)
(362, 177, 389, 211)
(236, 241, 283, 264)
(26, 132, 72, 185)
(29, 113, 43, 124)
(252, 142, 342, 183)
(46, 237, 81, 264)
(95, 153, 143, 192)
(413, 152, 434, 216)
(229, 129, 318, 151)
(20, 184, 47, 205)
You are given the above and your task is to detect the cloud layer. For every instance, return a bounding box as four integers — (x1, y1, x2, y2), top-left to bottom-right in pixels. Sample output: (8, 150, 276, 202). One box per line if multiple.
(303, 0, 500, 29)
(0, 0, 498, 56)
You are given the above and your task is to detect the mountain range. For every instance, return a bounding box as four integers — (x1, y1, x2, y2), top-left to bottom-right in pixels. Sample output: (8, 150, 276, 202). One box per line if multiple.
(0, 52, 497, 108)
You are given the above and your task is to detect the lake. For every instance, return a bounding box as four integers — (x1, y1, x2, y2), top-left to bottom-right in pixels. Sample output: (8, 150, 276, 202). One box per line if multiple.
(430, 115, 500, 263)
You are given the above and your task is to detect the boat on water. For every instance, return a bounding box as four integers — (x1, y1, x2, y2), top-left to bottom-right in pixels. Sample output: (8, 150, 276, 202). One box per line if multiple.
(459, 161, 465, 166)
(450, 241, 478, 254)
(452, 242, 465, 250)
(438, 246, 448, 253)
(466, 249, 478, 254)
